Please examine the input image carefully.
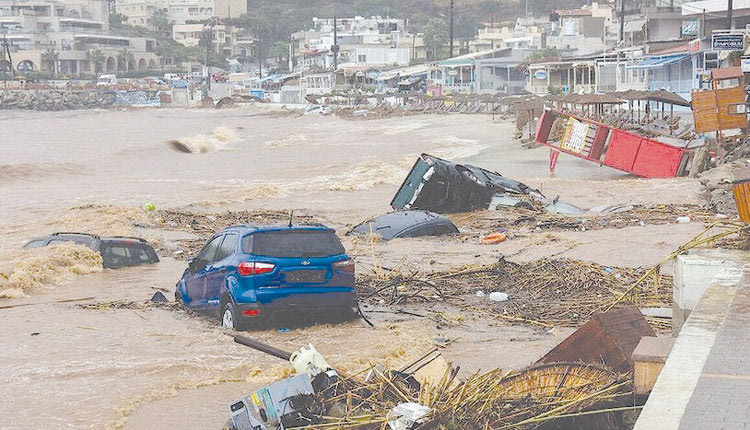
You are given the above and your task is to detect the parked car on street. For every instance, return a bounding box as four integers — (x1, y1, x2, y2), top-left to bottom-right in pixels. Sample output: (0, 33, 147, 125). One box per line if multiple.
(23, 232, 160, 269)
(96, 74, 117, 86)
(175, 224, 357, 330)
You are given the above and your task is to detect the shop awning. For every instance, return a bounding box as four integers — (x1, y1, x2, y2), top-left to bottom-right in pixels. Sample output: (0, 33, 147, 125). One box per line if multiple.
(627, 54, 688, 69)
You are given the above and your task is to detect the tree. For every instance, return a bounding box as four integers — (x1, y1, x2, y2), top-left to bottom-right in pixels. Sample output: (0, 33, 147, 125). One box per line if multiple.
(147, 9, 172, 38)
(117, 48, 134, 71)
(480, 0, 502, 28)
(269, 40, 289, 70)
(110, 12, 128, 29)
(89, 49, 106, 73)
(41, 47, 59, 75)
(422, 17, 447, 60)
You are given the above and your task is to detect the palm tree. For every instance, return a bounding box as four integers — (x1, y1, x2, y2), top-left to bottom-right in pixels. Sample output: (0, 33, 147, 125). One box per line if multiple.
(147, 9, 172, 38)
(117, 48, 134, 72)
(41, 47, 59, 76)
(89, 49, 106, 74)
(423, 18, 447, 60)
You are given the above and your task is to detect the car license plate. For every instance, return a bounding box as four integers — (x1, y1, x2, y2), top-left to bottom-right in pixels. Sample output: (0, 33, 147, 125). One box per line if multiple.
(284, 270, 326, 283)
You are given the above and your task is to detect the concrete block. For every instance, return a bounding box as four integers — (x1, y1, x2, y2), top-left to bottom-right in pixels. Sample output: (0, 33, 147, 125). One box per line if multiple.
(632, 336, 675, 395)
(672, 249, 748, 335)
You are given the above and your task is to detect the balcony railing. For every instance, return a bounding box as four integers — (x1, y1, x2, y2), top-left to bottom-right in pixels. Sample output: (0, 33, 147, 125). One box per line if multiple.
(443, 82, 474, 94)
(617, 81, 648, 92)
(649, 79, 695, 93)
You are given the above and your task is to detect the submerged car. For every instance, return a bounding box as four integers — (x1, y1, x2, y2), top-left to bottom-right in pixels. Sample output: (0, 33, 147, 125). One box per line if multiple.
(23, 232, 160, 269)
(348, 210, 459, 240)
(175, 224, 357, 330)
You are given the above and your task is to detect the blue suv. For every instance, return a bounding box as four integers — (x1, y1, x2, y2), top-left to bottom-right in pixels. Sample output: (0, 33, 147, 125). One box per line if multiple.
(175, 224, 357, 330)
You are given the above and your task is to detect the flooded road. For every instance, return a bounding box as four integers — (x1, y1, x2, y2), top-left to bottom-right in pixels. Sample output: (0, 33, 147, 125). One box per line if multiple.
(0, 107, 707, 429)
(0, 106, 629, 234)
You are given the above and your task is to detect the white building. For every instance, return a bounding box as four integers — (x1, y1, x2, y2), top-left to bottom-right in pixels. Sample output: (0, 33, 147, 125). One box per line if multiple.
(114, 0, 245, 27)
(292, 16, 416, 72)
(0, 0, 158, 75)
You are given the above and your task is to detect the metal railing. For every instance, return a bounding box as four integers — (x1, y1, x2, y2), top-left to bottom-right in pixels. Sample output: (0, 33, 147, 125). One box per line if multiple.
(443, 82, 474, 93)
(648, 79, 695, 93)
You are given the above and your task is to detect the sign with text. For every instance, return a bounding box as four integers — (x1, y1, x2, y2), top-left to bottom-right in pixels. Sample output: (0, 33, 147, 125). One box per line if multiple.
(712, 31, 746, 51)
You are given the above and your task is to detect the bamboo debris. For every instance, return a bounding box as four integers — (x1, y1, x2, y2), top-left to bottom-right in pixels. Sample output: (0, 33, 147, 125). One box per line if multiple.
(357, 258, 671, 328)
(449, 204, 718, 234)
(603, 222, 748, 312)
(291, 362, 630, 430)
(358, 222, 748, 332)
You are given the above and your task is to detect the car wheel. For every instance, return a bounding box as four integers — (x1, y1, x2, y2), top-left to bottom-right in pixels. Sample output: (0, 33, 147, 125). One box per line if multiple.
(221, 301, 244, 331)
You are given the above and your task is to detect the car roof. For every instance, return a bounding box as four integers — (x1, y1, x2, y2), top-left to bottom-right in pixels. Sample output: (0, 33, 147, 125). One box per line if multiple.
(99, 236, 150, 244)
(28, 232, 100, 242)
(218, 224, 333, 234)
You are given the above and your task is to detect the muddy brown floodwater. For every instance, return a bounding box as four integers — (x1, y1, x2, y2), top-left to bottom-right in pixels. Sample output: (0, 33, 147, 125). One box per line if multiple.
(0, 106, 716, 429)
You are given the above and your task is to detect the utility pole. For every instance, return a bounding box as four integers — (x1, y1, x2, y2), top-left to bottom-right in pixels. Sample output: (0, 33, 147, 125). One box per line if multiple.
(258, 34, 262, 78)
(449, 0, 454, 57)
(728, 0, 734, 29)
(2, 35, 12, 82)
(703, 9, 706, 38)
(205, 25, 211, 91)
(619, 0, 625, 44)
(257, 0, 263, 79)
(332, 15, 339, 70)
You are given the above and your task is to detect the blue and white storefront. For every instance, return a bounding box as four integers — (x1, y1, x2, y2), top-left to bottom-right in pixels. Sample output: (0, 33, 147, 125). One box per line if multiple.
(627, 52, 702, 101)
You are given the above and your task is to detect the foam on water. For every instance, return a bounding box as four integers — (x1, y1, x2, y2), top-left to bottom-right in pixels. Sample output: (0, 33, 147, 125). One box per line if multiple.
(263, 133, 310, 148)
(0, 162, 84, 181)
(430, 136, 488, 160)
(295, 159, 410, 192)
(167, 126, 240, 154)
(0, 243, 103, 298)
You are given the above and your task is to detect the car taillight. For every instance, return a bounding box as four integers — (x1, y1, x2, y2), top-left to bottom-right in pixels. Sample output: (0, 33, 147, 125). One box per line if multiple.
(333, 259, 355, 273)
(237, 262, 276, 276)
(242, 309, 259, 316)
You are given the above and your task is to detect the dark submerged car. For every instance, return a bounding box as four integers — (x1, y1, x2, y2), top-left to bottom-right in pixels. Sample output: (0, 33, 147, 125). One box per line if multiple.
(23, 232, 160, 269)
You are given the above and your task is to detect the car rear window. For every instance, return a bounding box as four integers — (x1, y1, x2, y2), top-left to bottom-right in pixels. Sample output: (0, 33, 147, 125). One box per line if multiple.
(243, 230, 345, 258)
(24, 240, 46, 249)
(100, 243, 159, 267)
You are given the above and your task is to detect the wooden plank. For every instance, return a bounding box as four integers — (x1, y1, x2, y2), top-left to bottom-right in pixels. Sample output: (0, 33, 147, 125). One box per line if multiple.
(716, 87, 748, 130)
(692, 90, 720, 133)
(537, 307, 655, 373)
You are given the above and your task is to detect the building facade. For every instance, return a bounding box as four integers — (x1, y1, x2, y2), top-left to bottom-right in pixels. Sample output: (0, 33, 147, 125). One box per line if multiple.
(114, 0, 246, 27)
(1, 0, 157, 75)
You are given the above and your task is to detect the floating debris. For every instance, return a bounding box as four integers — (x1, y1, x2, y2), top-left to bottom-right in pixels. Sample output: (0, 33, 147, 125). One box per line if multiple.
(357, 258, 672, 329)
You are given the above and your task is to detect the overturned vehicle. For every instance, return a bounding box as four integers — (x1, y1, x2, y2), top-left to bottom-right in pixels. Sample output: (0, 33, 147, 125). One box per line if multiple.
(391, 154, 545, 214)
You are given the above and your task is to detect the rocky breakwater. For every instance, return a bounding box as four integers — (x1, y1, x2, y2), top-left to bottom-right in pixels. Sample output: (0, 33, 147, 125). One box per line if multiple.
(0, 89, 118, 111)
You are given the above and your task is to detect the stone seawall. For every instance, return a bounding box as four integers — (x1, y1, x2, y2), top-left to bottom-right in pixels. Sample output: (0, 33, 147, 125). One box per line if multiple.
(0, 89, 166, 110)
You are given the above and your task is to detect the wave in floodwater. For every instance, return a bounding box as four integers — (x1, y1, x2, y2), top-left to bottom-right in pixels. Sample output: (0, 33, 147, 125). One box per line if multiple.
(0, 162, 84, 182)
(429, 136, 488, 161)
(294, 159, 410, 192)
(0, 243, 103, 298)
(167, 126, 240, 154)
